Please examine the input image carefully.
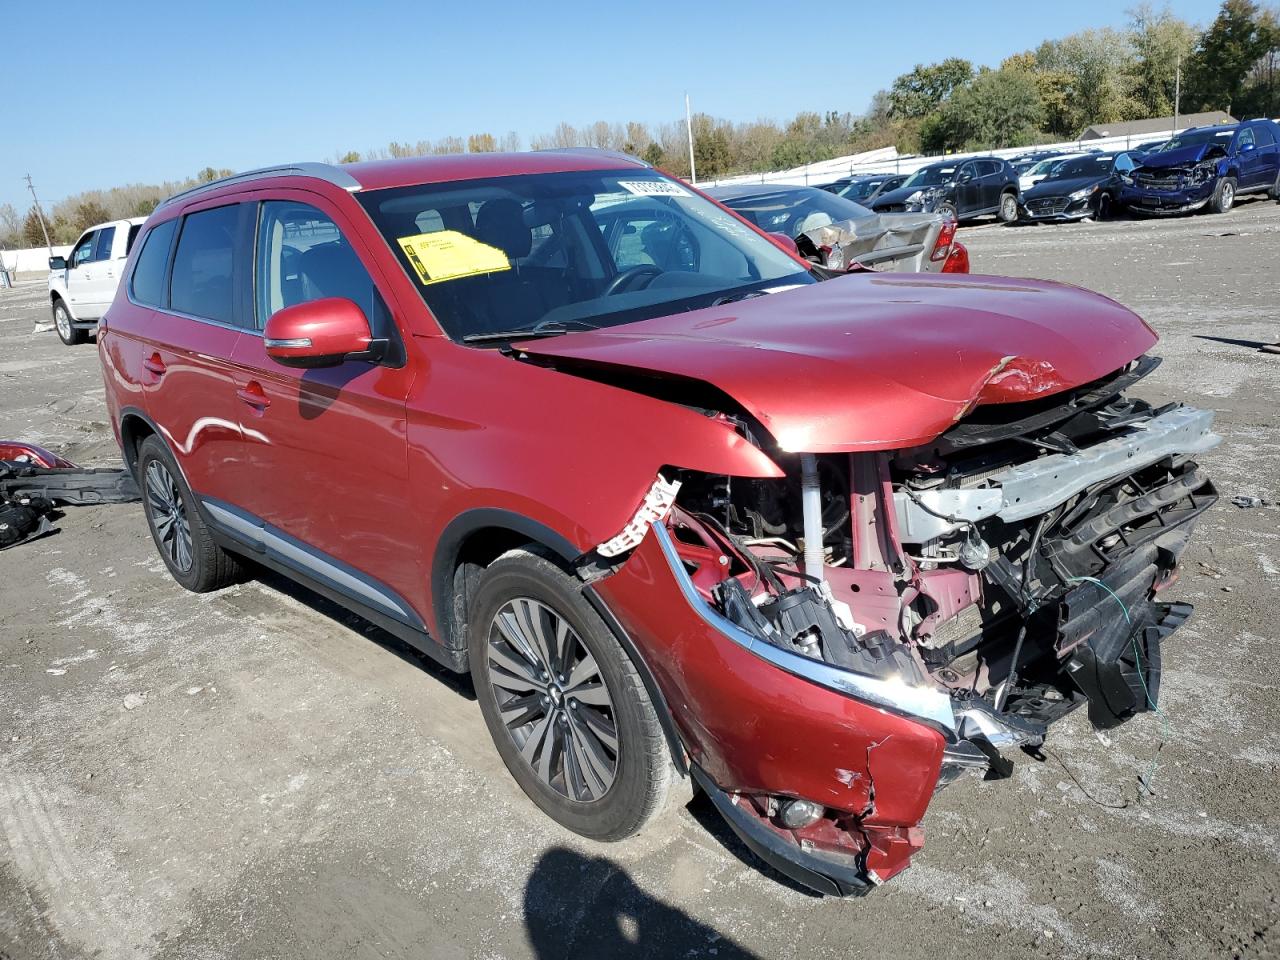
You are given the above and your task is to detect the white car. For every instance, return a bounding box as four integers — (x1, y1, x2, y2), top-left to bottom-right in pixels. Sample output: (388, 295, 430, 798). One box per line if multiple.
(48, 217, 146, 345)
(1018, 154, 1090, 194)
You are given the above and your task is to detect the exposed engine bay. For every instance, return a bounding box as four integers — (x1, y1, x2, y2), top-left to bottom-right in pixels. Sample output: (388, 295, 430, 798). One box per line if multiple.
(658, 355, 1217, 771)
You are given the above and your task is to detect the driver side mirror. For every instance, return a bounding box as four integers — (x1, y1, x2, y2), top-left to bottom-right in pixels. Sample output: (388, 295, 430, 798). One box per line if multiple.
(264, 297, 382, 369)
(769, 232, 801, 256)
(49, 256, 67, 271)
(1240, 141, 1256, 153)
(956, 171, 973, 184)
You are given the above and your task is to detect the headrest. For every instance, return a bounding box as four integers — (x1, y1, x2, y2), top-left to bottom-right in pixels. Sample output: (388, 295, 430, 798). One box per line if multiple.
(474, 199, 531, 259)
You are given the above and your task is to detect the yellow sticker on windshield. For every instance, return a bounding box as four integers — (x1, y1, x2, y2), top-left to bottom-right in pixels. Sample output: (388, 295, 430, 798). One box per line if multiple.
(396, 231, 511, 285)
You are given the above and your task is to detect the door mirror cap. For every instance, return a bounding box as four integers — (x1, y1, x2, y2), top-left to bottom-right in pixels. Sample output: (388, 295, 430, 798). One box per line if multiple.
(49, 256, 66, 270)
(956, 172, 973, 183)
(1239, 141, 1256, 152)
(263, 297, 378, 368)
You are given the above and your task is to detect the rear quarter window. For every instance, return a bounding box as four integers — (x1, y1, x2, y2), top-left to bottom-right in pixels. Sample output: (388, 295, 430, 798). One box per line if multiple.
(129, 218, 179, 308)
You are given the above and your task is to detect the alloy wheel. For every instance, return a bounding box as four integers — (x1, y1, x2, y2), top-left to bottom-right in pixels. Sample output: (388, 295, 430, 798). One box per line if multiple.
(486, 597, 619, 802)
(144, 459, 193, 572)
(54, 303, 71, 340)
(1221, 180, 1234, 211)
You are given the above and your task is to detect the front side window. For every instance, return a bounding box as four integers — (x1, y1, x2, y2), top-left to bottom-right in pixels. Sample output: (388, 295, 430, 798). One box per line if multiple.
(358, 169, 811, 342)
(1236, 127, 1256, 149)
(255, 200, 392, 340)
(91, 226, 116, 262)
(170, 205, 239, 324)
(129, 218, 179, 307)
(71, 232, 96, 268)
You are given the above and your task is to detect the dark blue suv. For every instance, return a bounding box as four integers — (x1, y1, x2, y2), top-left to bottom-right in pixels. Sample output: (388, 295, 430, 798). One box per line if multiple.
(1122, 119, 1280, 215)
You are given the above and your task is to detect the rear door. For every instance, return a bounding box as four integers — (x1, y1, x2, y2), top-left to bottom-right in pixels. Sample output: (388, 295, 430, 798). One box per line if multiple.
(225, 192, 422, 628)
(136, 201, 252, 508)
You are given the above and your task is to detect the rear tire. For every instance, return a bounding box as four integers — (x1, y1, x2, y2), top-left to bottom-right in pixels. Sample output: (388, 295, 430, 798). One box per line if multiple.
(136, 435, 242, 592)
(1208, 176, 1236, 214)
(997, 191, 1019, 223)
(469, 548, 670, 841)
(52, 299, 84, 346)
(1270, 170, 1280, 201)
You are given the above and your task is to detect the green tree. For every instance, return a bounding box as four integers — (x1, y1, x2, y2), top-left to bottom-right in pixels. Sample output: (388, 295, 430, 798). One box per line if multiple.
(70, 200, 111, 235)
(337, 150, 361, 163)
(1127, 4, 1199, 116)
(1034, 28, 1143, 134)
(642, 142, 665, 167)
(21, 208, 47, 247)
(1185, 0, 1278, 110)
(195, 166, 233, 183)
(921, 68, 1045, 152)
(888, 58, 975, 119)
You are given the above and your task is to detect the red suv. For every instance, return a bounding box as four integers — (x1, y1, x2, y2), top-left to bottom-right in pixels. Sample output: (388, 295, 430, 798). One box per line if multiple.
(99, 152, 1217, 895)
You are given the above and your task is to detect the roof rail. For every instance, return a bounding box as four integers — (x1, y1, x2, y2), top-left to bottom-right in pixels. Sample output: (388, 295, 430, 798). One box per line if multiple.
(533, 146, 649, 167)
(156, 162, 361, 210)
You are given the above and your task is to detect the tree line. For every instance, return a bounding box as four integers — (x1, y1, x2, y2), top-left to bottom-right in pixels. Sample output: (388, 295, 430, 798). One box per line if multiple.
(3, 0, 1276, 251)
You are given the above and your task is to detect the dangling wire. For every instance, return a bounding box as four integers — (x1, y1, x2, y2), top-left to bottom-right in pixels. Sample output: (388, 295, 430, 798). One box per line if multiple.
(1066, 574, 1170, 795)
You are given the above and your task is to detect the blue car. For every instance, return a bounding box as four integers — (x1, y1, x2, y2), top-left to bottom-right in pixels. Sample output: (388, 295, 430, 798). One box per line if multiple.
(1122, 119, 1280, 216)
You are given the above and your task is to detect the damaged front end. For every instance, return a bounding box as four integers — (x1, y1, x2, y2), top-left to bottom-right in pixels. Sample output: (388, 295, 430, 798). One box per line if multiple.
(598, 355, 1216, 895)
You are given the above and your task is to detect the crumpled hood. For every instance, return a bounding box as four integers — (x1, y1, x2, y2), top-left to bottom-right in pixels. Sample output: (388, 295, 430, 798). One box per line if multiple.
(870, 184, 936, 209)
(517, 273, 1157, 453)
(1024, 175, 1105, 199)
(1138, 143, 1223, 170)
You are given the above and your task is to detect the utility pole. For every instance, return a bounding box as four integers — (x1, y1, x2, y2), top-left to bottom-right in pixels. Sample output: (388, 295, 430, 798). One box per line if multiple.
(24, 174, 53, 256)
(1173, 56, 1182, 135)
(685, 93, 697, 185)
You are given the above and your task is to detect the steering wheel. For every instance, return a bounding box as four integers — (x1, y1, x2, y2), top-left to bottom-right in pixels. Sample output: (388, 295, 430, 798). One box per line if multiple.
(603, 264, 663, 297)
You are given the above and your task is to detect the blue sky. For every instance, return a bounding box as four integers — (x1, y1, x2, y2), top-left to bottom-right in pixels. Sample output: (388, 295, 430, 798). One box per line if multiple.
(3, 0, 1224, 213)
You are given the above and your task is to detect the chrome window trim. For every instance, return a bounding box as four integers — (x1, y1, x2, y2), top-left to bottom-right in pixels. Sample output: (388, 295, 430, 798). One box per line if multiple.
(650, 520, 957, 733)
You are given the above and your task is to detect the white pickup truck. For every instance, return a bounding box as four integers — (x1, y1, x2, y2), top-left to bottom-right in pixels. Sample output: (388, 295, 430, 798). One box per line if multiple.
(48, 217, 146, 345)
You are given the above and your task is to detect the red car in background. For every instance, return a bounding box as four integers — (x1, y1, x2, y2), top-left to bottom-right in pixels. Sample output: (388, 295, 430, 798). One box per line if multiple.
(98, 151, 1215, 895)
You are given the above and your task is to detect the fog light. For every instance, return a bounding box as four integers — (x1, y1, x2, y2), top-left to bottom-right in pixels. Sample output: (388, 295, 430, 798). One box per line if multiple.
(778, 798, 824, 829)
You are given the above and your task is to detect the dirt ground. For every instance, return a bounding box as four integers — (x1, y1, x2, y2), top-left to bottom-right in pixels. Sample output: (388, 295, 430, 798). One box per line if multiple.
(2, 199, 1279, 960)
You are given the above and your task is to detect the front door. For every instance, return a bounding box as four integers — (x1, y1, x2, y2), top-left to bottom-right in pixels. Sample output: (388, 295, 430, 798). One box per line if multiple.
(954, 162, 981, 215)
(226, 193, 423, 628)
(63, 230, 97, 316)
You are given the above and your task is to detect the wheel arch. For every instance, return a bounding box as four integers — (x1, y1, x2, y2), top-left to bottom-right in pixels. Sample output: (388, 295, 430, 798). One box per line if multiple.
(117, 406, 160, 475)
(432, 508, 688, 774)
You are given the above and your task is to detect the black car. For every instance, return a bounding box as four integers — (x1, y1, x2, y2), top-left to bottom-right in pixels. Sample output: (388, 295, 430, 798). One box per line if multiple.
(822, 173, 908, 205)
(1019, 151, 1144, 222)
(870, 157, 1020, 222)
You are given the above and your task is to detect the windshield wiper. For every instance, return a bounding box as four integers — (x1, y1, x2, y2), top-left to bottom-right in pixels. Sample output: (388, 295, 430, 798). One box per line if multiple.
(461, 319, 599, 344)
(711, 290, 771, 307)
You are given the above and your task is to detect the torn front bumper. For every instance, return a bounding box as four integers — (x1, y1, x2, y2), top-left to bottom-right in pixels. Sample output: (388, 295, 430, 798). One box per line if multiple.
(1121, 180, 1214, 215)
(803, 213, 945, 274)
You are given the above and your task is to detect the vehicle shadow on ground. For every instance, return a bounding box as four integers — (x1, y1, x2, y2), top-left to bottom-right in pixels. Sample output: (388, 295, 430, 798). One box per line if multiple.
(1194, 334, 1272, 350)
(523, 846, 762, 959)
(243, 561, 475, 700)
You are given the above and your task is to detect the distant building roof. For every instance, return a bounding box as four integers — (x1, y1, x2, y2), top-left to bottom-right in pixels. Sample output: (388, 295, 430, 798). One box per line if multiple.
(1078, 112, 1236, 140)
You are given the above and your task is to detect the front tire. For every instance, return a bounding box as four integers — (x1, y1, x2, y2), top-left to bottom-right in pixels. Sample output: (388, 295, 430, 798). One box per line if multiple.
(136, 435, 242, 592)
(1209, 176, 1236, 214)
(935, 200, 958, 222)
(1269, 170, 1280, 201)
(469, 549, 670, 841)
(997, 191, 1019, 223)
(52, 299, 85, 346)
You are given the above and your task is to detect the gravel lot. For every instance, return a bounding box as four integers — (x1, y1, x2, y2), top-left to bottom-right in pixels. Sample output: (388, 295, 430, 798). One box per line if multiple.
(2, 199, 1279, 960)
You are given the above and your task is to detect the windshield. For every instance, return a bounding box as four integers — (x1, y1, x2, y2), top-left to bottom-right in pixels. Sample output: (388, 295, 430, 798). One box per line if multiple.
(1158, 128, 1234, 151)
(1047, 155, 1113, 179)
(1027, 156, 1076, 177)
(357, 170, 812, 342)
(717, 187, 872, 236)
(900, 165, 957, 188)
